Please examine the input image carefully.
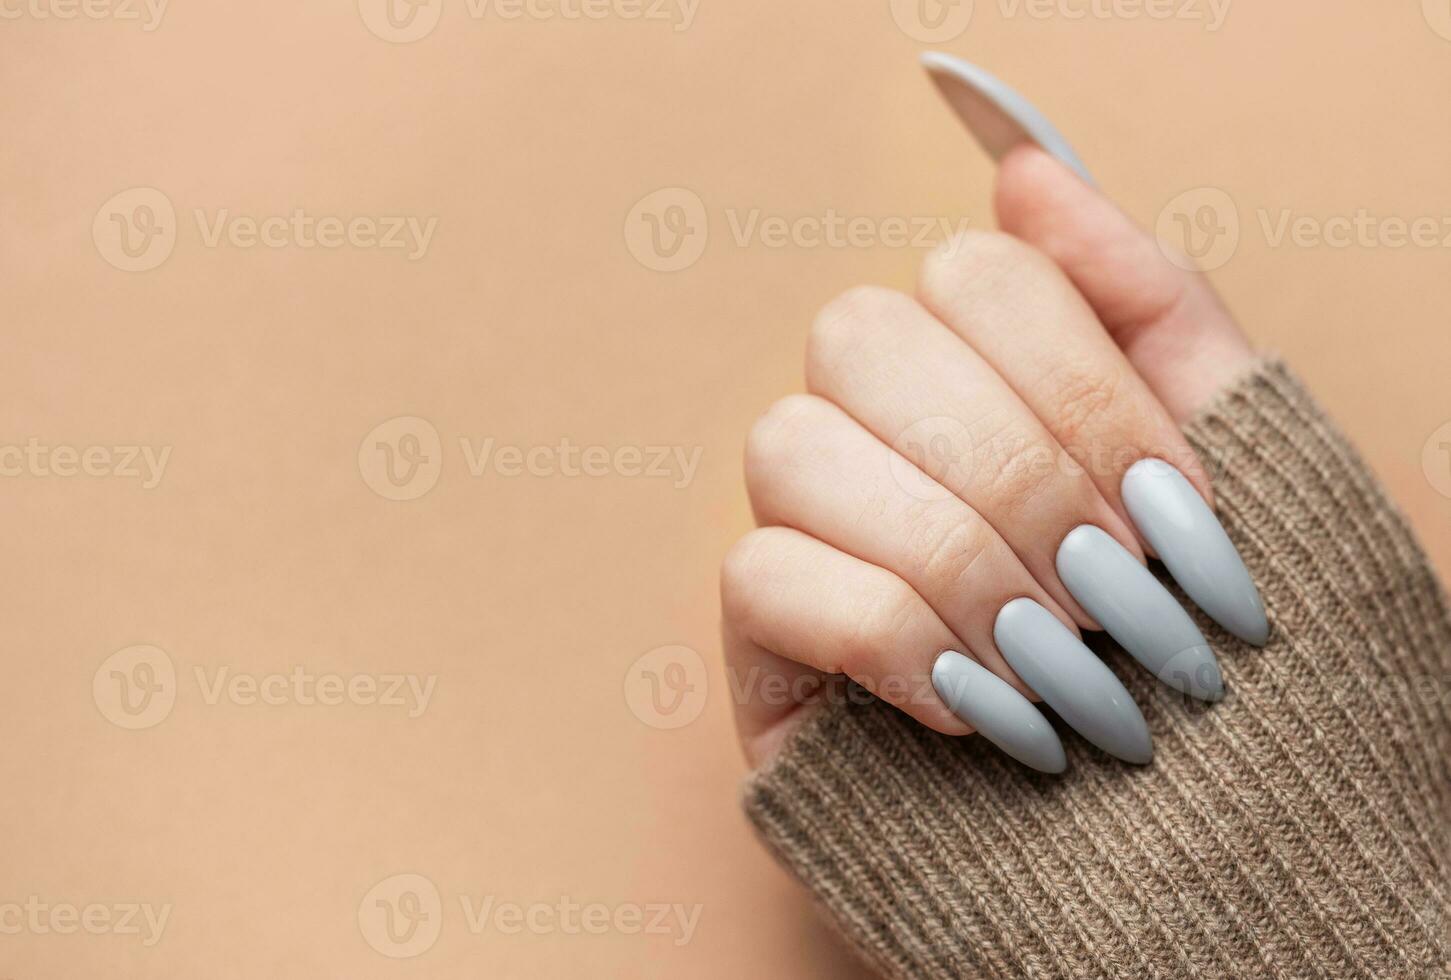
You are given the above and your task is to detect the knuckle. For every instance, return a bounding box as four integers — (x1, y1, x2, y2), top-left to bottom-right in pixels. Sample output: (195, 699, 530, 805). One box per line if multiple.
(1048, 367, 1121, 447)
(911, 507, 997, 598)
(920, 229, 1048, 305)
(743, 394, 832, 489)
(815, 284, 909, 332)
(838, 579, 922, 678)
(973, 431, 1060, 518)
(719, 527, 785, 626)
(806, 285, 911, 384)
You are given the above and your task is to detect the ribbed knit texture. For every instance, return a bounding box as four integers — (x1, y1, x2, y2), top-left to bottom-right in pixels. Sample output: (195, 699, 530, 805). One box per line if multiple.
(743, 361, 1451, 979)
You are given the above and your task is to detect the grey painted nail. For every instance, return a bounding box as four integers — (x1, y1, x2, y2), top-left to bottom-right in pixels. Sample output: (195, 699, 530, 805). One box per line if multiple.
(1121, 458, 1270, 646)
(932, 651, 1068, 774)
(992, 599, 1153, 765)
(920, 51, 1094, 184)
(1057, 525, 1226, 702)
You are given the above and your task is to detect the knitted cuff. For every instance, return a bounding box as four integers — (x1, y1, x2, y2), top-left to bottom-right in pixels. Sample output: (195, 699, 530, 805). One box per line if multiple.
(742, 360, 1451, 980)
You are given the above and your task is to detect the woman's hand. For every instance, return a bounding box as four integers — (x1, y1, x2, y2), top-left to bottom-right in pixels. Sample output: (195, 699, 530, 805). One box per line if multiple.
(722, 145, 1267, 773)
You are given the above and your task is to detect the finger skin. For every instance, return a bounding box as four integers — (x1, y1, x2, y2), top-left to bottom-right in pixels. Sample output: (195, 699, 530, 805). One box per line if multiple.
(744, 391, 1073, 696)
(720, 525, 974, 758)
(991, 147, 1271, 647)
(994, 144, 1258, 425)
(721, 623, 834, 770)
(804, 284, 1142, 630)
(916, 228, 1216, 542)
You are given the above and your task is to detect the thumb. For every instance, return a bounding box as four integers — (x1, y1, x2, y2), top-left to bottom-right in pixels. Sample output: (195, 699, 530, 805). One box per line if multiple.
(994, 144, 1256, 423)
(921, 52, 1256, 423)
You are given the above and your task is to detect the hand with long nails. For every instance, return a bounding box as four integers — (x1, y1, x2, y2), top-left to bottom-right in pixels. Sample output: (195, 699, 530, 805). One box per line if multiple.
(722, 55, 1268, 773)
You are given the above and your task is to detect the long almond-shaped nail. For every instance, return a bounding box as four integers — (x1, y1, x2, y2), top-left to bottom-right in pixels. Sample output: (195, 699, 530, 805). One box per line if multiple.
(920, 51, 1094, 184)
(932, 651, 1067, 774)
(992, 599, 1153, 765)
(1121, 458, 1270, 646)
(1057, 525, 1225, 702)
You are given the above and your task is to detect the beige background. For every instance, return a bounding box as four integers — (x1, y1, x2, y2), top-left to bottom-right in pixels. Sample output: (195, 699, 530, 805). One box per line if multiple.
(3, 0, 1450, 976)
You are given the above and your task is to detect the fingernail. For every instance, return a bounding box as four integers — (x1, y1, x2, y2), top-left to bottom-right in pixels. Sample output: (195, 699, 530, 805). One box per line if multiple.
(1121, 459, 1270, 646)
(992, 599, 1153, 765)
(920, 51, 1094, 184)
(932, 651, 1068, 774)
(1057, 525, 1226, 702)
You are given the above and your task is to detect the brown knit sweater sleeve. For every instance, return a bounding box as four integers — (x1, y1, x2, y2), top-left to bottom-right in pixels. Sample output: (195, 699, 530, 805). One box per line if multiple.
(742, 360, 1451, 980)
